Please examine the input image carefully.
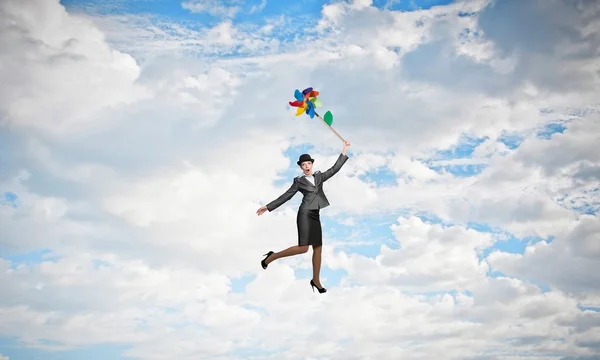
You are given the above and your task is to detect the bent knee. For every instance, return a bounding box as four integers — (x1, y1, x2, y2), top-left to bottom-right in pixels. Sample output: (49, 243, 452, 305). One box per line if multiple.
(299, 245, 310, 253)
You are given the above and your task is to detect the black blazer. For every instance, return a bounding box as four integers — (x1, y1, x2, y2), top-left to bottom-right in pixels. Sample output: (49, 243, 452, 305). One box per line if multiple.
(267, 153, 349, 212)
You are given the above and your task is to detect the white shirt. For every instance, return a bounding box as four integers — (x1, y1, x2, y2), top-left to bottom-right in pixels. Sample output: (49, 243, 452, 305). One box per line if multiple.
(303, 174, 315, 186)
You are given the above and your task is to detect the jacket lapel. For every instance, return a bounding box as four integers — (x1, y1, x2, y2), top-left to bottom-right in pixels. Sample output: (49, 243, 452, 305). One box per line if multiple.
(300, 174, 316, 188)
(314, 171, 322, 187)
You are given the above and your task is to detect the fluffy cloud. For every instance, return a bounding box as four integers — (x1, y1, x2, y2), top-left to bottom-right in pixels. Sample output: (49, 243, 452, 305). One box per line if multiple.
(488, 213, 600, 305)
(1, 0, 599, 359)
(0, 0, 150, 135)
(327, 216, 495, 291)
(477, 0, 600, 95)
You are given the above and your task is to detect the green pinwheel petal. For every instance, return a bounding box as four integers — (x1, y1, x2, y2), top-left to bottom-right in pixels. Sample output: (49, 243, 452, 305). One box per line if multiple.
(309, 97, 323, 108)
(323, 111, 333, 126)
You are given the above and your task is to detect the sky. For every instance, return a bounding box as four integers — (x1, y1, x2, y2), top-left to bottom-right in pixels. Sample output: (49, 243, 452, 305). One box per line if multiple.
(0, 0, 599, 359)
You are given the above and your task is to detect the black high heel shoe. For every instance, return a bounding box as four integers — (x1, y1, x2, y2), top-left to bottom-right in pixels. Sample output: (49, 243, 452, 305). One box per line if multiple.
(310, 279, 327, 293)
(261, 251, 274, 269)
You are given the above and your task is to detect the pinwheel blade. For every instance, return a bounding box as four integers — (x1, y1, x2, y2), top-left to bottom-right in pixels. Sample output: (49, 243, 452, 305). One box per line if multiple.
(294, 89, 304, 102)
(323, 111, 333, 126)
(289, 100, 304, 107)
(306, 100, 314, 110)
(295, 106, 305, 116)
(309, 97, 322, 108)
(307, 105, 316, 118)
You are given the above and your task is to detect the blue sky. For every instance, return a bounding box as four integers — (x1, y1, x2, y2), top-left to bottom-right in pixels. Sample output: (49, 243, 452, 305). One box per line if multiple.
(62, 0, 456, 20)
(2, 0, 599, 359)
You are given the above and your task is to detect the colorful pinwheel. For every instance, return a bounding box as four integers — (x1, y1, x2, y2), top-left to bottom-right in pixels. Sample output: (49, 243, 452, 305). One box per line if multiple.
(288, 87, 344, 142)
(289, 87, 322, 118)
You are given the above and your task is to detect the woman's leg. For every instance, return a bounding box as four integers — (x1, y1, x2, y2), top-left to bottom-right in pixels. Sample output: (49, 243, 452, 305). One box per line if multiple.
(311, 245, 323, 287)
(264, 245, 309, 265)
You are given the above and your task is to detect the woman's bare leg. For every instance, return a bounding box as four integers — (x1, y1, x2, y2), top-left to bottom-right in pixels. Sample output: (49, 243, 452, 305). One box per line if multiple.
(311, 245, 323, 287)
(264, 245, 309, 265)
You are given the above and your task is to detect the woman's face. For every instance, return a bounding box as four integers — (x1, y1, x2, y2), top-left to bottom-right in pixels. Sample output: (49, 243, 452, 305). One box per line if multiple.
(300, 161, 313, 173)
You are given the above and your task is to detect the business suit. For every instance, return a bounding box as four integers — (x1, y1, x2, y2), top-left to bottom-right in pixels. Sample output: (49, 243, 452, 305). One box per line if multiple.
(266, 153, 349, 246)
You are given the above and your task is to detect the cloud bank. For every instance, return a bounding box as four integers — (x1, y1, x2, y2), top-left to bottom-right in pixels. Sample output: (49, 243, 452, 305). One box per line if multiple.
(1, 0, 599, 359)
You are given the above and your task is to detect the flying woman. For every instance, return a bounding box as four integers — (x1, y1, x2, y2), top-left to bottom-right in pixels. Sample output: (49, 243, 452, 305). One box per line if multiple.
(256, 140, 351, 293)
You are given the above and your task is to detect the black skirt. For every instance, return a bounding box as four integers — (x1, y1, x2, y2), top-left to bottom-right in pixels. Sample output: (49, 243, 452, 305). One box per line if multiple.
(296, 209, 322, 246)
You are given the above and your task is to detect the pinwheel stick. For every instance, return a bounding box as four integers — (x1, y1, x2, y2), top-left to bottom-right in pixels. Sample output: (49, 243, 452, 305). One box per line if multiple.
(315, 112, 345, 142)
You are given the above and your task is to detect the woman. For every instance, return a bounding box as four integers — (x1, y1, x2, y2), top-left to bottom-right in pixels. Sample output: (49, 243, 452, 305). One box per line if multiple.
(256, 140, 351, 293)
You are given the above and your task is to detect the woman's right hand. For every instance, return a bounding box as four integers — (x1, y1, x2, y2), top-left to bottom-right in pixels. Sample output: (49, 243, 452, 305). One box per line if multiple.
(256, 205, 268, 216)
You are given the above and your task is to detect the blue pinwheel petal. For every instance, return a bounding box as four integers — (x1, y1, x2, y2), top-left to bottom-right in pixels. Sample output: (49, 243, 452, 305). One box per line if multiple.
(303, 99, 315, 117)
(294, 89, 304, 102)
(306, 100, 314, 111)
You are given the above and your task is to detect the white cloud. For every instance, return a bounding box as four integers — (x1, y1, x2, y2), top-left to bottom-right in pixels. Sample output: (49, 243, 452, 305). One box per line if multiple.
(487, 213, 600, 305)
(249, 0, 267, 14)
(0, 0, 150, 136)
(1, 0, 599, 359)
(181, 0, 241, 18)
(326, 216, 495, 291)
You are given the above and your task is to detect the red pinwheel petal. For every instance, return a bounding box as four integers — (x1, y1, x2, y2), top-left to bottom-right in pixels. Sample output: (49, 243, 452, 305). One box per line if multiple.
(303, 90, 319, 99)
(289, 100, 304, 107)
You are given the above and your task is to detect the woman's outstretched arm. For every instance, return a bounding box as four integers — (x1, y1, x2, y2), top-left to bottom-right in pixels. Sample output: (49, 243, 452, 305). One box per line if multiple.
(260, 179, 300, 213)
(321, 140, 351, 182)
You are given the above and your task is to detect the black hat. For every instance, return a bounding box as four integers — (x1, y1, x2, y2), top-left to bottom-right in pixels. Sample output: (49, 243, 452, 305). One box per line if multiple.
(297, 154, 314, 166)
